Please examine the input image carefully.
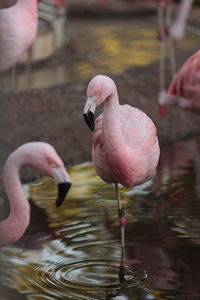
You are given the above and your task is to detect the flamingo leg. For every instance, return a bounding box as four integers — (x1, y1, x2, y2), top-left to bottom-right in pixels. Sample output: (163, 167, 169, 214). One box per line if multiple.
(157, 3, 169, 117)
(26, 46, 33, 89)
(11, 64, 17, 91)
(165, 3, 176, 77)
(115, 183, 126, 256)
(157, 3, 166, 93)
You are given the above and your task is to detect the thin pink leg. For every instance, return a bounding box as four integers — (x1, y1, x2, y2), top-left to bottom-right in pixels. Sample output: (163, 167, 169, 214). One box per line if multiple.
(115, 183, 126, 255)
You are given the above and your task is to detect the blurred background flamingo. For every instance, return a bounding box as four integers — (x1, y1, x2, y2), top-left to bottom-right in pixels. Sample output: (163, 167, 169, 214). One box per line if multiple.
(83, 75, 160, 252)
(159, 49, 200, 115)
(0, 142, 71, 247)
(0, 0, 67, 73)
(101, 0, 193, 83)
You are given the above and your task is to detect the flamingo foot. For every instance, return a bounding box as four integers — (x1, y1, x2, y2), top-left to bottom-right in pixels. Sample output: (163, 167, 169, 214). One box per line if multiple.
(158, 104, 168, 118)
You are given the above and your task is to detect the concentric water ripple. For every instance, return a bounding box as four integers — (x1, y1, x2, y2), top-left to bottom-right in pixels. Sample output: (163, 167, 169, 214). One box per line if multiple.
(32, 259, 147, 292)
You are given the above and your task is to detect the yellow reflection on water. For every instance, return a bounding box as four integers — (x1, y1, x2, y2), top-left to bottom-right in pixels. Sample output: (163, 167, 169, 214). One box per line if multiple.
(1, 156, 200, 299)
(69, 18, 199, 82)
(2, 18, 199, 92)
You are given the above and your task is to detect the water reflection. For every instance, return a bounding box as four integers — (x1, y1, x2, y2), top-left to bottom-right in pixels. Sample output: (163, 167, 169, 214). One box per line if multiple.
(1, 18, 199, 92)
(1, 136, 200, 299)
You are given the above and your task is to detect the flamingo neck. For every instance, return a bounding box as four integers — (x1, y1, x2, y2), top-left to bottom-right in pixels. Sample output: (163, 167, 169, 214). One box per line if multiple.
(172, 0, 193, 39)
(0, 153, 30, 247)
(176, 0, 193, 25)
(17, 0, 38, 19)
(103, 89, 120, 132)
(103, 89, 128, 163)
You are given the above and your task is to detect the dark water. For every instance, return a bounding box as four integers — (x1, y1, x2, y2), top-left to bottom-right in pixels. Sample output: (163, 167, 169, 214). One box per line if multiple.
(1, 136, 200, 300)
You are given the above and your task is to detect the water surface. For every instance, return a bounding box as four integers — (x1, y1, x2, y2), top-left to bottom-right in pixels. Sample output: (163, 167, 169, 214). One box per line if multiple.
(1, 136, 200, 299)
(1, 17, 199, 92)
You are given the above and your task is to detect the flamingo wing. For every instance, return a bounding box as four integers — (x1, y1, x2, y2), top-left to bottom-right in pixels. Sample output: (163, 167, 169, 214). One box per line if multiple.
(92, 106, 159, 187)
(120, 105, 160, 177)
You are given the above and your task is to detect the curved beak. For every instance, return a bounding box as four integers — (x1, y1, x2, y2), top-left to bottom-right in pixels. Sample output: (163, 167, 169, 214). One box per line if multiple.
(83, 96, 96, 132)
(56, 182, 71, 207)
(53, 166, 71, 207)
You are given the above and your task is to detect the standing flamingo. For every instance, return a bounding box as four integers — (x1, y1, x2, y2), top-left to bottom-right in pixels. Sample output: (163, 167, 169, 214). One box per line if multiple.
(83, 75, 160, 250)
(0, 0, 66, 73)
(101, 0, 193, 117)
(0, 142, 71, 247)
(158, 49, 200, 115)
(145, 0, 193, 96)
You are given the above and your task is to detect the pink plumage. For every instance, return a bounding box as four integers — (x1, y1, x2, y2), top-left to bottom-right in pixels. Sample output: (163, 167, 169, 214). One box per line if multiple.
(159, 49, 200, 114)
(85, 75, 160, 187)
(0, 142, 71, 247)
(0, 0, 66, 73)
(83, 75, 160, 249)
(0, 0, 38, 72)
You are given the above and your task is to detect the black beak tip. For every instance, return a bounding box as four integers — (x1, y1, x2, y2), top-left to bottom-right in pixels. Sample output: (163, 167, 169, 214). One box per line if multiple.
(83, 112, 95, 132)
(56, 182, 71, 207)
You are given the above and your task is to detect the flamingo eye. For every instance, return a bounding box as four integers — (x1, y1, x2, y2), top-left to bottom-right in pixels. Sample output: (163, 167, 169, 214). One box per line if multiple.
(47, 159, 56, 167)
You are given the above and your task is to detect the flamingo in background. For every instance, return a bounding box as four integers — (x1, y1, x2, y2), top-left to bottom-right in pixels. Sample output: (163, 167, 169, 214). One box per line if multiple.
(142, 0, 193, 96)
(0, 142, 71, 247)
(159, 49, 200, 115)
(100, 0, 194, 117)
(0, 0, 66, 73)
(83, 75, 160, 251)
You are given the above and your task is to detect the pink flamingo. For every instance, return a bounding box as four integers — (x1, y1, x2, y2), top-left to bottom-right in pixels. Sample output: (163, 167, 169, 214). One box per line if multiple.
(0, 142, 71, 247)
(0, 0, 66, 73)
(101, 0, 193, 117)
(146, 0, 193, 93)
(83, 75, 160, 250)
(159, 49, 200, 115)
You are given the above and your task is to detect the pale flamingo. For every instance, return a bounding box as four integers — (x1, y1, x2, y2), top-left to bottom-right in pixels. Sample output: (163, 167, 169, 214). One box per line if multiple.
(0, 142, 71, 247)
(83, 75, 160, 250)
(0, 0, 66, 73)
(159, 49, 200, 115)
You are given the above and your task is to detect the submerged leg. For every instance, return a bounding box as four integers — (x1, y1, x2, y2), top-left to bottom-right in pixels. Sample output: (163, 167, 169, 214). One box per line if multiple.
(26, 46, 33, 89)
(11, 64, 17, 91)
(115, 183, 126, 256)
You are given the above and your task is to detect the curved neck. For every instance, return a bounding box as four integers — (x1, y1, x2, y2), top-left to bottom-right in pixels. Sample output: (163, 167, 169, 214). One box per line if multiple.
(103, 89, 130, 167)
(0, 154, 30, 247)
(176, 0, 193, 26)
(17, 0, 38, 18)
(103, 89, 121, 138)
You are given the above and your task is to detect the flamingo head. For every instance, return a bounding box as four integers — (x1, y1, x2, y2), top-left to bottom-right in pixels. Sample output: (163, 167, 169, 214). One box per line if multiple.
(83, 75, 116, 131)
(18, 142, 71, 207)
